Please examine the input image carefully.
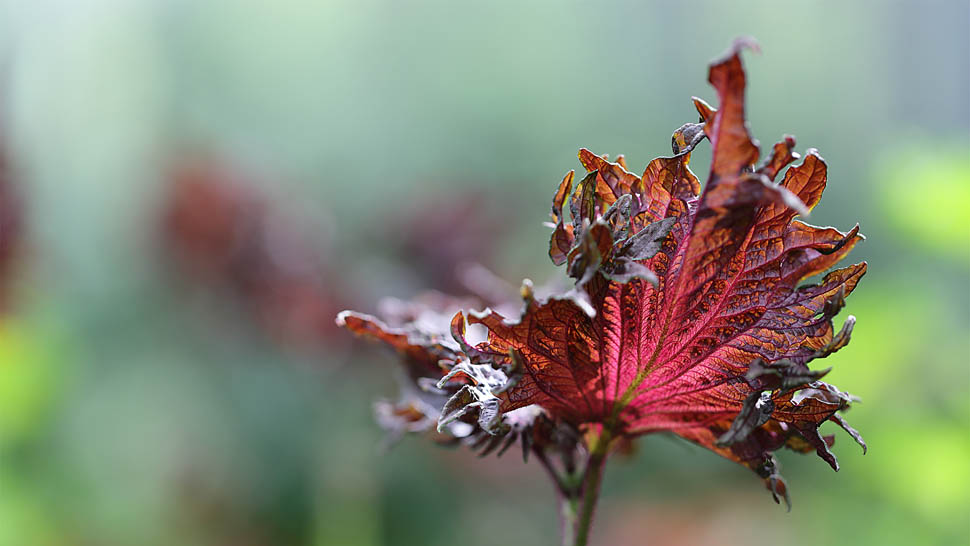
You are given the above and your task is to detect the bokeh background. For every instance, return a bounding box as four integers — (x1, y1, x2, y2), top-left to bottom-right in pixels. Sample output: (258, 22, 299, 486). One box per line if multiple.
(0, 1, 967, 545)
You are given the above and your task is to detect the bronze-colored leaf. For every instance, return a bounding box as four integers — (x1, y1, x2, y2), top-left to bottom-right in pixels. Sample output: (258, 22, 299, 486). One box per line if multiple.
(338, 39, 868, 508)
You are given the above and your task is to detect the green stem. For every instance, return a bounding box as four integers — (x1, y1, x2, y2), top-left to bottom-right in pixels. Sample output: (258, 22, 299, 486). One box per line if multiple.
(544, 430, 612, 546)
(572, 443, 609, 546)
(559, 493, 579, 546)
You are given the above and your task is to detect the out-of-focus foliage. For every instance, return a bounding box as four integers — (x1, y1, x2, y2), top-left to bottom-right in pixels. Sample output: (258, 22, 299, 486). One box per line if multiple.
(0, 0, 967, 545)
(162, 158, 349, 348)
(879, 143, 970, 265)
(0, 322, 58, 445)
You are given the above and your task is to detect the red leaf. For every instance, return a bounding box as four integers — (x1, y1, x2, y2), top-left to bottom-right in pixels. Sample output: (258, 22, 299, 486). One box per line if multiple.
(338, 288, 573, 459)
(451, 39, 866, 501)
(163, 160, 346, 345)
(338, 39, 867, 505)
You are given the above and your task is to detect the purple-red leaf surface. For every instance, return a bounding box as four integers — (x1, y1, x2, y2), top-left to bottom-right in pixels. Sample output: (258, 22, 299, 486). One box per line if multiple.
(338, 38, 867, 506)
(449, 39, 866, 504)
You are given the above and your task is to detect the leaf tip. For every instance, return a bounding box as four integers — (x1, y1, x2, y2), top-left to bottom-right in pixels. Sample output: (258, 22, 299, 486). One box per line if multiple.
(335, 310, 351, 327)
(730, 35, 761, 56)
(691, 96, 715, 122)
(520, 278, 535, 302)
(710, 36, 761, 75)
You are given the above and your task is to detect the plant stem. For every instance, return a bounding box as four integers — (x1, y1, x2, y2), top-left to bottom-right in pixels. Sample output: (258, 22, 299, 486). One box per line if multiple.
(543, 431, 612, 546)
(572, 443, 609, 546)
(559, 493, 579, 546)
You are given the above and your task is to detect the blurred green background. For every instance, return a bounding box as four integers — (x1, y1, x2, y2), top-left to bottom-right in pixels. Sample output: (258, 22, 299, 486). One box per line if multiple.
(0, 1, 967, 545)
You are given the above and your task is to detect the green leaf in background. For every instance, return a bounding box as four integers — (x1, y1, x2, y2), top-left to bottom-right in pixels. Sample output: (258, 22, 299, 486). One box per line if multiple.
(0, 320, 59, 446)
(879, 141, 970, 265)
